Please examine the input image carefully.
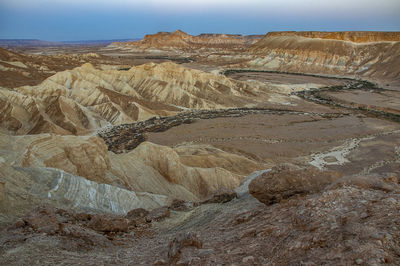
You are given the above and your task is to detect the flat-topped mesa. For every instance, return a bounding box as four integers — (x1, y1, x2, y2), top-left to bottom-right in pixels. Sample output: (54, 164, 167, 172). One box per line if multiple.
(111, 30, 263, 49)
(265, 31, 400, 43)
(246, 31, 400, 79)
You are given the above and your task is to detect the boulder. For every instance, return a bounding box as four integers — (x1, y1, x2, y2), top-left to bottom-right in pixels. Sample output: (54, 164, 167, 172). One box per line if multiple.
(249, 165, 342, 205)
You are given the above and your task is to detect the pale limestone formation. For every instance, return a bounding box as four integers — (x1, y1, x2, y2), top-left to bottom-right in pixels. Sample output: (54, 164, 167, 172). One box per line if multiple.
(0, 161, 168, 224)
(17, 62, 259, 110)
(22, 167, 168, 214)
(129, 142, 244, 198)
(0, 132, 261, 225)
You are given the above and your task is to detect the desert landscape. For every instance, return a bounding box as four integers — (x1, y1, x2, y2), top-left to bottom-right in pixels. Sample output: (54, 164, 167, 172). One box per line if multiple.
(0, 2, 400, 263)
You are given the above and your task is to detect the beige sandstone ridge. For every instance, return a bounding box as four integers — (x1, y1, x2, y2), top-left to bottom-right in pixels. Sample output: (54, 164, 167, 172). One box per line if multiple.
(111, 30, 263, 50)
(0, 133, 261, 225)
(237, 31, 400, 79)
(1, 61, 271, 135)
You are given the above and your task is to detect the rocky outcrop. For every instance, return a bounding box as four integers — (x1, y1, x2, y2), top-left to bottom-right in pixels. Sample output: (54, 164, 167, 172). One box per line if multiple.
(168, 199, 198, 212)
(242, 31, 400, 79)
(126, 208, 149, 220)
(22, 205, 60, 234)
(111, 30, 263, 50)
(249, 164, 342, 205)
(3, 204, 160, 249)
(87, 214, 131, 233)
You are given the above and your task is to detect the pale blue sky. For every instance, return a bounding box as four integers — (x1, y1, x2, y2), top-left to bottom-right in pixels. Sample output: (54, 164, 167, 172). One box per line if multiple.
(0, 0, 399, 41)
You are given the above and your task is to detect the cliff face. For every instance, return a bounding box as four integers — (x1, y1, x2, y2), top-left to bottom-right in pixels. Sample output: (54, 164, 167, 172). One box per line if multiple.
(244, 31, 400, 79)
(112, 30, 263, 50)
(265, 31, 400, 43)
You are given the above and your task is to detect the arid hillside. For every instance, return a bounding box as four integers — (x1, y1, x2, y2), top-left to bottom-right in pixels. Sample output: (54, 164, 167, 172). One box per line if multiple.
(0, 47, 125, 88)
(0, 60, 286, 135)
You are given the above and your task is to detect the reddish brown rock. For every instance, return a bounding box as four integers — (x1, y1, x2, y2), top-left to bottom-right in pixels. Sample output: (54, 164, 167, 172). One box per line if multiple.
(126, 208, 149, 220)
(75, 212, 92, 221)
(327, 173, 400, 192)
(169, 199, 197, 211)
(145, 207, 170, 222)
(8, 219, 26, 230)
(249, 165, 342, 205)
(23, 205, 60, 234)
(55, 208, 77, 223)
(0, 180, 5, 203)
(202, 188, 237, 204)
(88, 214, 130, 233)
(168, 232, 203, 263)
(60, 223, 111, 246)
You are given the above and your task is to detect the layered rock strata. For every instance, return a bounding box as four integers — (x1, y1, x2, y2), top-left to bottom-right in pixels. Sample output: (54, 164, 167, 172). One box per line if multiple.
(111, 30, 263, 50)
(239, 31, 400, 79)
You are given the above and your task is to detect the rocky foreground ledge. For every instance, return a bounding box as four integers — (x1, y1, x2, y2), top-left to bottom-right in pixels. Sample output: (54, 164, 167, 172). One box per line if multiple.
(1, 165, 399, 265)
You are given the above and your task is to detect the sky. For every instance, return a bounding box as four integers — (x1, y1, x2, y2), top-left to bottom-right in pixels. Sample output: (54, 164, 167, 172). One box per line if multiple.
(0, 0, 399, 41)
